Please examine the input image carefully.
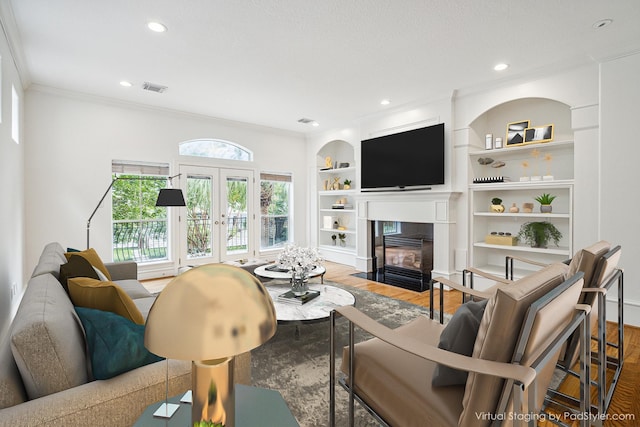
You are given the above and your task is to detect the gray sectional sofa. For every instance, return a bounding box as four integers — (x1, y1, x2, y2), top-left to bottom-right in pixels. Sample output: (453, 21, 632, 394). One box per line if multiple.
(0, 242, 250, 426)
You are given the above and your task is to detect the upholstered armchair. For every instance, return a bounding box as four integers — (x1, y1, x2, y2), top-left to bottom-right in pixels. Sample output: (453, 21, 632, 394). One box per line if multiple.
(437, 241, 623, 420)
(330, 264, 591, 427)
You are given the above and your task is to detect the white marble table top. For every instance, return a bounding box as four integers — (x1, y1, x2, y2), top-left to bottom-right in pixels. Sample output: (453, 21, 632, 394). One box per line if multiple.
(254, 264, 326, 280)
(265, 282, 355, 324)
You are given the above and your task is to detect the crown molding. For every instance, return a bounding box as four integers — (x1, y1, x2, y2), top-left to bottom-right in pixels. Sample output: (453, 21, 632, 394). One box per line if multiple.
(0, 1, 31, 89)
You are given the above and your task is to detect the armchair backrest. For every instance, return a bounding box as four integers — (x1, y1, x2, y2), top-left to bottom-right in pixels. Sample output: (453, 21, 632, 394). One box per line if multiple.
(459, 262, 570, 426)
(567, 240, 610, 289)
(562, 245, 622, 369)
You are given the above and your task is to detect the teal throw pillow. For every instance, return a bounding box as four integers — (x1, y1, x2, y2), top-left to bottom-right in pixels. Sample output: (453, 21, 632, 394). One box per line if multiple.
(432, 299, 488, 387)
(75, 307, 163, 380)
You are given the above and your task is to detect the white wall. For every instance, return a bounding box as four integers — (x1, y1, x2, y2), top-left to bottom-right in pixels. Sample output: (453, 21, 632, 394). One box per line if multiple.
(600, 52, 640, 325)
(24, 87, 307, 274)
(0, 23, 25, 340)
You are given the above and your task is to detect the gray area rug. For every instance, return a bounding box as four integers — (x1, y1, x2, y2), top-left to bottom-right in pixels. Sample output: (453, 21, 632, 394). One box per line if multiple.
(250, 281, 445, 427)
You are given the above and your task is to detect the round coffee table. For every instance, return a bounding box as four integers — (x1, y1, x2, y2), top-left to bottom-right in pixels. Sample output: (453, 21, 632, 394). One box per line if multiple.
(254, 264, 326, 283)
(265, 282, 355, 339)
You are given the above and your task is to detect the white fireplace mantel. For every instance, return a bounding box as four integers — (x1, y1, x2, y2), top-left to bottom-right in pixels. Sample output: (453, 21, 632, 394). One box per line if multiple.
(354, 190, 461, 279)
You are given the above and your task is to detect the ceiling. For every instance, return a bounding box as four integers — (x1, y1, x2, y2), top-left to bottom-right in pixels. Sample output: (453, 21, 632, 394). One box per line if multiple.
(4, 1, 640, 134)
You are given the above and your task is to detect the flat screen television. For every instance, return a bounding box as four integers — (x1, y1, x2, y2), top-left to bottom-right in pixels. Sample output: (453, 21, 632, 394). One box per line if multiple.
(361, 123, 445, 191)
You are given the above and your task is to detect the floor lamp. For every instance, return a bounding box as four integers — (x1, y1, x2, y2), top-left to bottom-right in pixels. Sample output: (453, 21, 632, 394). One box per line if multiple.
(86, 174, 184, 249)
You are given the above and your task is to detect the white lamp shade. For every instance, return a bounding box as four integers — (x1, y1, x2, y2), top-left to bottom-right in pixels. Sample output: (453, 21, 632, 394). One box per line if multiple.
(144, 264, 277, 360)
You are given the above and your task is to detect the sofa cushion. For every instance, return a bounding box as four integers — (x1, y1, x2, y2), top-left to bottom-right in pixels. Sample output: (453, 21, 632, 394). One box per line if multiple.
(31, 242, 67, 279)
(75, 307, 163, 380)
(58, 255, 100, 293)
(68, 277, 144, 325)
(0, 335, 27, 409)
(114, 279, 154, 300)
(10, 274, 88, 400)
(459, 262, 568, 426)
(433, 299, 487, 387)
(64, 248, 112, 281)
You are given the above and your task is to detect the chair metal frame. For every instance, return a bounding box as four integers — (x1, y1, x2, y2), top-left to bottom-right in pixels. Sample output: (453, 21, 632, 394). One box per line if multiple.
(329, 273, 591, 427)
(544, 253, 624, 425)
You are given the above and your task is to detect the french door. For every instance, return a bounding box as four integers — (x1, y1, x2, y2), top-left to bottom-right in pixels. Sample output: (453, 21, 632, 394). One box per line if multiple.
(178, 164, 255, 265)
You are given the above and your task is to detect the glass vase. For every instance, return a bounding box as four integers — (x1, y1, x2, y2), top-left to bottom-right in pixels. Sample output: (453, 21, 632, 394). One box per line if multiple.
(291, 272, 309, 296)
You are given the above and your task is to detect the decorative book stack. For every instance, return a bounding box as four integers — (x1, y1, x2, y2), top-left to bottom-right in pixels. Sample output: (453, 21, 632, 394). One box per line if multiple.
(277, 290, 320, 305)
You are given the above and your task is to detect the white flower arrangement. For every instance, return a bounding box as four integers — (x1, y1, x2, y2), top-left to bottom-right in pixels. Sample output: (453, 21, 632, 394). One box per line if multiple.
(276, 243, 323, 276)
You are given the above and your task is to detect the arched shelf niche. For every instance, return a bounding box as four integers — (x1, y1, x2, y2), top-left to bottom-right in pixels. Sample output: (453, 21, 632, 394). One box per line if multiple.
(466, 97, 575, 283)
(468, 97, 573, 182)
(315, 139, 357, 261)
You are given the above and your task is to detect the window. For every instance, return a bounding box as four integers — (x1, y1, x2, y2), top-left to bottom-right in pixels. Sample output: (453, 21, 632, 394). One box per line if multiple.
(260, 172, 292, 250)
(179, 139, 252, 161)
(374, 221, 400, 237)
(111, 161, 171, 263)
(11, 85, 18, 143)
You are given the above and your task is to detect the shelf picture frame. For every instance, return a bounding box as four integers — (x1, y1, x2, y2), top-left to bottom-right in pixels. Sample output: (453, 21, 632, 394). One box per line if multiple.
(506, 120, 530, 147)
(524, 124, 554, 144)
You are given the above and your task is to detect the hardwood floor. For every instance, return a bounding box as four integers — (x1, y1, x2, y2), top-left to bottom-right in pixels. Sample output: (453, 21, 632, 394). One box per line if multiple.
(143, 261, 639, 426)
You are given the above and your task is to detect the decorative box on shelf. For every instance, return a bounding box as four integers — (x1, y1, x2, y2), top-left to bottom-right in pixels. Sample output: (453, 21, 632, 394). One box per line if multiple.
(485, 234, 518, 246)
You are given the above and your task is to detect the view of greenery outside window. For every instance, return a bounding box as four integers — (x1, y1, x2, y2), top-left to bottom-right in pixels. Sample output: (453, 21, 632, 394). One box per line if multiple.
(226, 177, 248, 252)
(260, 172, 291, 250)
(111, 161, 170, 263)
(185, 175, 212, 258)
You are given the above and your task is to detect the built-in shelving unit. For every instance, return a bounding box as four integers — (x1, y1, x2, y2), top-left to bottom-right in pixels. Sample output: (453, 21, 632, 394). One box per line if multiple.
(468, 99, 574, 282)
(317, 142, 357, 262)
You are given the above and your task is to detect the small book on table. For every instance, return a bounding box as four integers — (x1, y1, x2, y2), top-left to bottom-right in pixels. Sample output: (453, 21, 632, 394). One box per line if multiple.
(277, 290, 320, 305)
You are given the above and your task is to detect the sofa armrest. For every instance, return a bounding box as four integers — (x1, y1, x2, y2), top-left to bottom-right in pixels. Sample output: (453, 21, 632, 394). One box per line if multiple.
(105, 261, 138, 281)
(0, 359, 190, 427)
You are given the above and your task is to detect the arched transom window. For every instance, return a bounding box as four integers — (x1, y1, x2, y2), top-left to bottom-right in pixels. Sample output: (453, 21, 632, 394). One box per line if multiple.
(179, 138, 253, 161)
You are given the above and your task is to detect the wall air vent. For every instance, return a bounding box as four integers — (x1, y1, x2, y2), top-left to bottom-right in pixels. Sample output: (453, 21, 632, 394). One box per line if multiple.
(142, 82, 168, 93)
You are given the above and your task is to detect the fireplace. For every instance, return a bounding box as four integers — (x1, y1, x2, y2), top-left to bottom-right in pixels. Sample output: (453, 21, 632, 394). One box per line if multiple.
(372, 222, 433, 291)
(354, 190, 460, 288)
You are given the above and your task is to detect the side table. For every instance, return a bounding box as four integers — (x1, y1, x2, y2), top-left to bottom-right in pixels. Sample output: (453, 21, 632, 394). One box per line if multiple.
(134, 384, 299, 426)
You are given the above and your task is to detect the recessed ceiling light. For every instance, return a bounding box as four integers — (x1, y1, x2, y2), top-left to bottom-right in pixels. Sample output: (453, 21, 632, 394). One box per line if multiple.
(380, 99, 390, 106)
(119, 81, 132, 87)
(494, 63, 509, 71)
(311, 121, 320, 127)
(592, 19, 613, 29)
(147, 21, 167, 33)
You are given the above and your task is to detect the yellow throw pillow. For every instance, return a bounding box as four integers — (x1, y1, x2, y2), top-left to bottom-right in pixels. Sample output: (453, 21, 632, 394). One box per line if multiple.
(65, 248, 112, 281)
(67, 277, 144, 325)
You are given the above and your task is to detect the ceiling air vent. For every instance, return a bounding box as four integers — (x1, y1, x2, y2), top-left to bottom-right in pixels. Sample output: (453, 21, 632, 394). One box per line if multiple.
(142, 82, 168, 93)
(297, 118, 315, 124)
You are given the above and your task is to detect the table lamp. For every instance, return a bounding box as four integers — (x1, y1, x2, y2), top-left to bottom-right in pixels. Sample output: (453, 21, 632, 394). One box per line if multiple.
(145, 264, 277, 427)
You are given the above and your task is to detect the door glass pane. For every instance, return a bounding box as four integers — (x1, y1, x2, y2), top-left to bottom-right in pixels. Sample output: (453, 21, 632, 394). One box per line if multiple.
(226, 176, 248, 255)
(187, 175, 213, 259)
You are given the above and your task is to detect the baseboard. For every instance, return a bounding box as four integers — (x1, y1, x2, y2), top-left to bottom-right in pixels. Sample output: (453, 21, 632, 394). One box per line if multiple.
(608, 297, 640, 327)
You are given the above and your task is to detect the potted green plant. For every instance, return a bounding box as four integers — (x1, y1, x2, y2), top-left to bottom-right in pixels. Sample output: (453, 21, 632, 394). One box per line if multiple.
(331, 234, 337, 246)
(343, 179, 352, 190)
(338, 233, 346, 247)
(490, 197, 504, 213)
(518, 221, 562, 248)
(534, 193, 556, 213)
